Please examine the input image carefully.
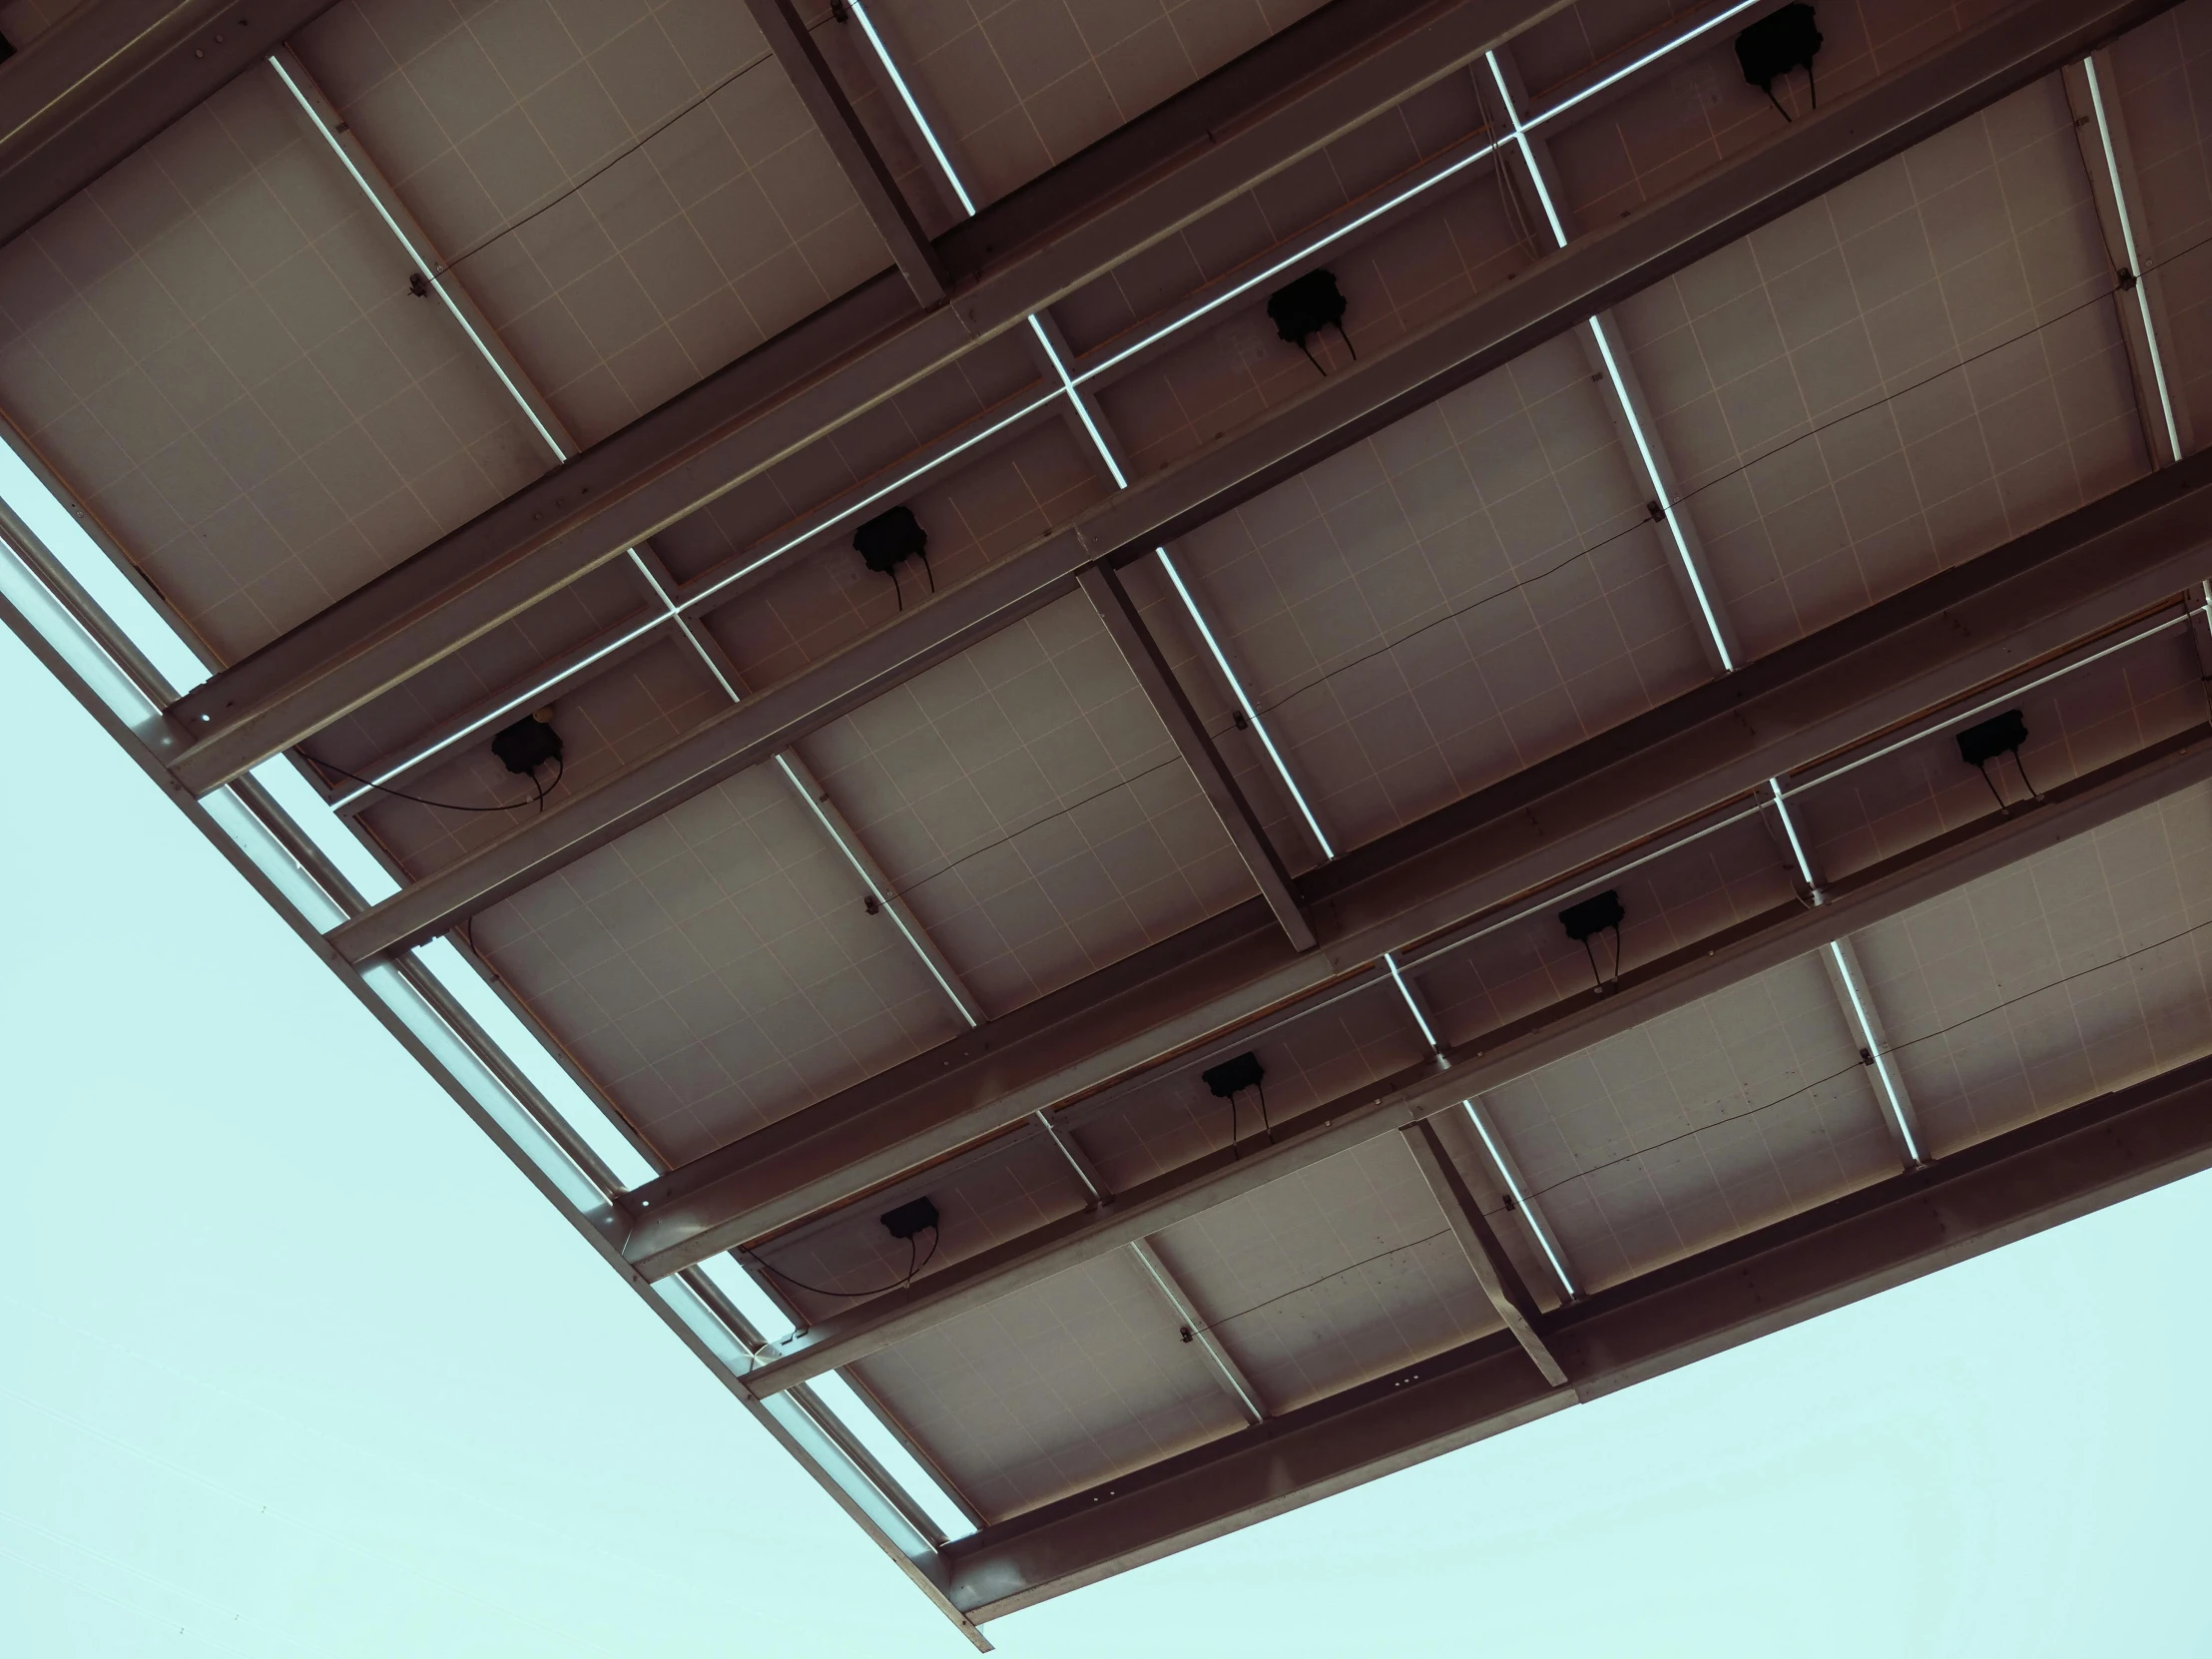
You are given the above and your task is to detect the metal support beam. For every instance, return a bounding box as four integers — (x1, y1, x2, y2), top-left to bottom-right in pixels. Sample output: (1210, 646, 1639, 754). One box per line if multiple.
(1079, 563, 1313, 950)
(740, 0, 946, 304)
(163, 0, 1574, 790)
(0, 0, 342, 247)
(726, 715, 2212, 1385)
(347, 450, 2212, 1277)
(1127, 1238, 1267, 1422)
(940, 1045, 2212, 1619)
(314, 0, 2184, 964)
(1401, 1119, 1567, 1384)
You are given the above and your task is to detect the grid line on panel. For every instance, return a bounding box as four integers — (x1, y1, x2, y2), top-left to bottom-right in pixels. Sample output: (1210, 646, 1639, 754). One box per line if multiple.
(279, 4, 1844, 783)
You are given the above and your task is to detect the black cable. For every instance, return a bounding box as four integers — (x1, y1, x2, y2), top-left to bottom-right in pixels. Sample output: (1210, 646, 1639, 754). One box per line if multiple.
(1975, 761, 2008, 812)
(1228, 1087, 1241, 1157)
(1766, 84, 1792, 122)
(320, 756, 562, 814)
(1335, 322, 1358, 361)
(2013, 750, 2042, 800)
(1299, 338, 1325, 375)
(1581, 934, 1602, 989)
(1256, 1082, 1274, 1143)
(752, 1227, 939, 1299)
(1807, 60, 1817, 111)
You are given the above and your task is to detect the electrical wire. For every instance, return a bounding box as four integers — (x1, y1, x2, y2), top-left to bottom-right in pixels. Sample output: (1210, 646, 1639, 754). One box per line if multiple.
(318, 757, 563, 814)
(1225, 1082, 1275, 1156)
(751, 1226, 940, 1299)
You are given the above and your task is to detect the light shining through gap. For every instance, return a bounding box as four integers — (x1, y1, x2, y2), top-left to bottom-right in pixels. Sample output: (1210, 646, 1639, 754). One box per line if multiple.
(1463, 1098, 1575, 1297)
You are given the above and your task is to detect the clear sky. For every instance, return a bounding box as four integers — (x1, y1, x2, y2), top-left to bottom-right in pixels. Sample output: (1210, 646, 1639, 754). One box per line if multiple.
(3, 616, 2209, 1659)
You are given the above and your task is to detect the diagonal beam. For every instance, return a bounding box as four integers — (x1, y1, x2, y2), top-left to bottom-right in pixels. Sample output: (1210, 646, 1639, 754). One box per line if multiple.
(318, 0, 2181, 967)
(1401, 1119, 1566, 1384)
(740, 0, 946, 304)
(1127, 1238, 1267, 1422)
(161, 0, 1574, 791)
(940, 1044, 2212, 1619)
(726, 716, 2212, 1383)
(1078, 563, 1313, 950)
(0, 0, 342, 247)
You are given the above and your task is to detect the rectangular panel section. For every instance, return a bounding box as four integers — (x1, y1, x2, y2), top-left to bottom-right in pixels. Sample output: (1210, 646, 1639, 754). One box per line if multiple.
(1619, 76, 2147, 660)
(296, 0, 893, 444)
(1479, 952, 1900, 1293)
(467, 762, 970, 1160)
(1164, 330, 1711, 852)
(850, 1245, 1252, 1520)
(1851, 782, 2212, 1158)
(794, 591, 1259, 1015)
(0, 69, 549, 660)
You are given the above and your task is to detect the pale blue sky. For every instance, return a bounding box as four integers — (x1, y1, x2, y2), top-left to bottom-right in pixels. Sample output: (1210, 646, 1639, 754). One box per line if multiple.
(3, 617, 2208, 1659)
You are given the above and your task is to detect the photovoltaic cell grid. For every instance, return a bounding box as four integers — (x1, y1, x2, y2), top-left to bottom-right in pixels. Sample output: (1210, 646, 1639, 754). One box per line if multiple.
(9, 0, 2212, 1614)
(294, 0, 892, 445)
(865, 0, 1329, 211)
(0, 69, 548, 662)
(1621, 77, 2147, 660)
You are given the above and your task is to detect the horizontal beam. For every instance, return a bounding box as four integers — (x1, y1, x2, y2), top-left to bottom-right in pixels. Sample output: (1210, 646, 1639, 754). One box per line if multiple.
(728, 718, 2212, 1377)
(163, 0, 1569, 792)
(320, 0, 2175, 969)
(607, 437, 2212, 1276)
(942, 1045, 2212, 1618)
(0, 0, 341, 247)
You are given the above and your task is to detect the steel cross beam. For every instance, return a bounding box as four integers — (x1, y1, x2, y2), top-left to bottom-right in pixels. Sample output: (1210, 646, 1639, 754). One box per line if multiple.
(396, 433, 2212, 1283)
(1401, 1118, 1566, 1384)
(161, 0, 1575, 791)
(0, 0, 343, 247)
(1078, 560, 1314, 951)
(316, 0, 2175, 966)
(739, 0, 946, 304)
(940, 1044, 2212, 1619)
(725, 717, 2212, 1389)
